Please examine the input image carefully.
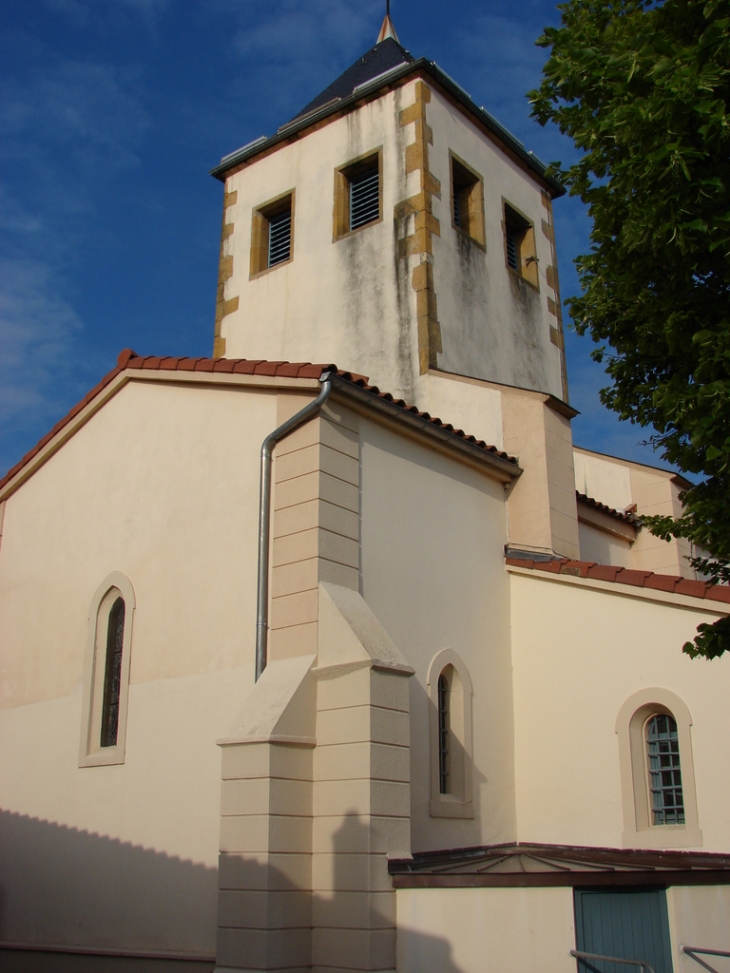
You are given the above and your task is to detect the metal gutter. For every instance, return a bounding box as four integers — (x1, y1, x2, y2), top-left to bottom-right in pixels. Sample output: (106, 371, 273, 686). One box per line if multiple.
(254, 369, 518, 679)
(329, 374, 521, 482)
(210, 58, 564, 196)
(255, 372, 334, 681)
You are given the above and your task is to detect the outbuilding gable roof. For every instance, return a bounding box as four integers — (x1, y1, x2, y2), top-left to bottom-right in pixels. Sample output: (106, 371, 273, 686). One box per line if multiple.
(390, 841, 730, 888)
(0, 350, 518, 495)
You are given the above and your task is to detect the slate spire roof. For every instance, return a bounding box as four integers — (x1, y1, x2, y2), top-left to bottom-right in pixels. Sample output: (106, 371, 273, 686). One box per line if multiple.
(291, 35, 414, 122)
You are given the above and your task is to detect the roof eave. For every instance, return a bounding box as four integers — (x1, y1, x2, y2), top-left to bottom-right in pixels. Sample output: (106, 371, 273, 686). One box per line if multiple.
(329, 374, 521, 483)
(210, 59, 565, 197)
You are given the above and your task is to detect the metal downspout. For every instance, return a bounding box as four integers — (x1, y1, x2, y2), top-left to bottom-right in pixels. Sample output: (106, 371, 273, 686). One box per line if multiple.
(255, 371, 334, 681)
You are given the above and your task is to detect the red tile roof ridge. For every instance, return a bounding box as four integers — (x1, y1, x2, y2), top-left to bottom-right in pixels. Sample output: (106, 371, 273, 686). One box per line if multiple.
(576, 490, 638, 524)
(505, 555, 730, 605)
(0, 351, 517, 493)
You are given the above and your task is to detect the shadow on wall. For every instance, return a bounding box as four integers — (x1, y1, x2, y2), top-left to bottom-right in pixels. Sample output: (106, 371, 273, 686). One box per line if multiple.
(219, 813, 465, 973)
(1, 810, 464, 973)
(0, 809, 217, 971)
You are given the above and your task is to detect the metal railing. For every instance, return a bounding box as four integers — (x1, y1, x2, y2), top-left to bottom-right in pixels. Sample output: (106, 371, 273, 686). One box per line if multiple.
(571, 949, 657, 973)
(681, 946, 730, 973)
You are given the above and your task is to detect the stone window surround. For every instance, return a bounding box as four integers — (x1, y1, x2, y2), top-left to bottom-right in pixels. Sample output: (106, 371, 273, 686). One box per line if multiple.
(616, 687, 702, 849)
(449, 150, 486, 250)
(502, 197, 539, 291)
(427, 648, 474, 818)
(78, 571, 136, 768)
(332, 146, 384, 241)
(249, 188, 296, 279)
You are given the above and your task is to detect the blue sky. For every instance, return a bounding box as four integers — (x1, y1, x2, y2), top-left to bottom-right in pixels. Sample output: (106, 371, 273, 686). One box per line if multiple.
(0, 0, 668, 477)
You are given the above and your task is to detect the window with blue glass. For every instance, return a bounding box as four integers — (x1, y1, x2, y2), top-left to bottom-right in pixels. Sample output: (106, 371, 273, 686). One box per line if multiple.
(646, 713, 685, 825)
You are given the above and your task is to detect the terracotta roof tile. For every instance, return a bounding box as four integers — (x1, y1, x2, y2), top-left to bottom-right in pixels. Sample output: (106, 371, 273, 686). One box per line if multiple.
(576, 491, 638, 524)
(0, 351, 518, 493)
(212, 358, 235, 372)
(675, 578, 709, 598)
(611, 569, 653, 588)
(505, 556, 730, 607)
(706, 585, 730, 604)
(194, 358, 216, 372)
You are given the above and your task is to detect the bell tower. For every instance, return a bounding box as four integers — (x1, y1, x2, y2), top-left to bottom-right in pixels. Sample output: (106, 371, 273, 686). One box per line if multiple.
(211, 21, 580, 563)
(211, 23, 566, 405)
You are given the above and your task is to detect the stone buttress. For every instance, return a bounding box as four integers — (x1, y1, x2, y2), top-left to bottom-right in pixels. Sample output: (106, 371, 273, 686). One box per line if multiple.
(214, 396, 413, 973)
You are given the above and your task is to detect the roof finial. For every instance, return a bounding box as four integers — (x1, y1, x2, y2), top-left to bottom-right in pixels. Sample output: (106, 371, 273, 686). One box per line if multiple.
(377, 1, 399, 43)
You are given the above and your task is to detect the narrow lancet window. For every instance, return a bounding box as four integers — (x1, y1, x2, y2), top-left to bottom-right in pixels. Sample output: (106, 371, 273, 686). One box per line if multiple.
(438, 673, 450, 794)
(100, 597, 125, 748)
(647, 714, 685, 825)
(80, 574, 134, 767)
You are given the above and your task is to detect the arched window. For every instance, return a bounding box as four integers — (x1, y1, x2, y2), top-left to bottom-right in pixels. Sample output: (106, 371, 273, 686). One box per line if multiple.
(437, 672, 450, 795)
(616, 689, 701, 848)
(646, 714, 684, 826)
(428, 650, 474, 818)
(100, 596, 126, 749)
(79, 573, 135, 767)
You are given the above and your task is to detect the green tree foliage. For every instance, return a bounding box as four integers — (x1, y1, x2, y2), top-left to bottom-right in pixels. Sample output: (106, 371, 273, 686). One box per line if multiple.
(530, 0, 730, 658)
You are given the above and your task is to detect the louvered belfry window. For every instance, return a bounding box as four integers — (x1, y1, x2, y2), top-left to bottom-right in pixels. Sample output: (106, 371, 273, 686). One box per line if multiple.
(268, 207, 292, 267)
(647, 714, 685, 825)
(450, 155, 485, 246)
(505, 224, 518, 270)
(251, 193, 294, 276)
(503, 202, 538, 287)
(349, 163, 380, 231)
(334, 152, 381, 240)
(453, 192, 462, 229)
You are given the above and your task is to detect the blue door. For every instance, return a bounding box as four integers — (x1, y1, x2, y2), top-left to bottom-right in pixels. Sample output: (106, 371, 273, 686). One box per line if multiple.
(574, 889, 674, 973)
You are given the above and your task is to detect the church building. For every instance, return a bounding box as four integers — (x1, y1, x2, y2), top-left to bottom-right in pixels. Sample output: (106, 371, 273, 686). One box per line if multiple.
(1, 17, 729, 973)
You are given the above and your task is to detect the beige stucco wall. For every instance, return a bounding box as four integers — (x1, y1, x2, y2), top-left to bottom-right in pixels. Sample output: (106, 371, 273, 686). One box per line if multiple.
(667, 886, 730, 972)
(574, 446, 696, 577)
(418, 370, 504, 453)
(502, 390, 579, 558)
(574, 448, 633, 512)
(358, 416, 516, 852)
(509, 569, 730, 851)
(396, 887, 576, 973)
(0, 379, 275, 955)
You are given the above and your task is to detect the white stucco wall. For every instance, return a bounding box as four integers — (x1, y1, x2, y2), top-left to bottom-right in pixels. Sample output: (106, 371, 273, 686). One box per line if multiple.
(0, 379, 274, 955)
(426, 88, 564, 401)
(358, 417, 515, 852)
(509, 570, 730, 851)
(396, 887, 576, 973)
(221, 81, 419, 403)
(578, 521, 632, 567)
